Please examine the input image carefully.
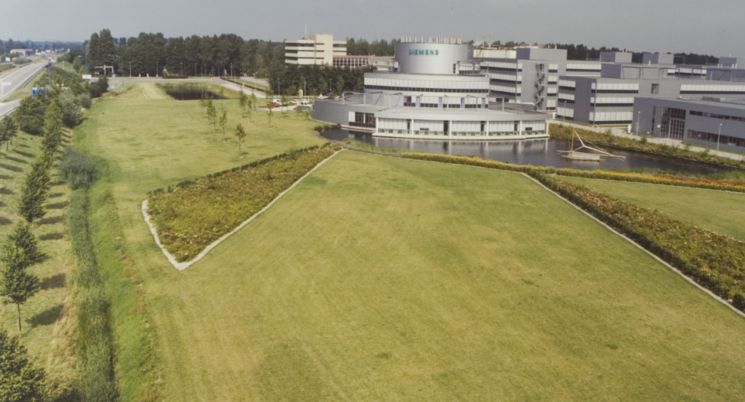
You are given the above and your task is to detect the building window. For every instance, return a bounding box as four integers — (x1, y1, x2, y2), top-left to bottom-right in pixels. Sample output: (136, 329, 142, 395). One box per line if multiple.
(660, 107, 686, 140)
(651, 83, 659, 94)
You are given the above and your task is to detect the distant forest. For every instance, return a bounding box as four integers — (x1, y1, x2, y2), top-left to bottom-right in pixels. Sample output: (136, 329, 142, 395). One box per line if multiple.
(0, 39, 81, 52)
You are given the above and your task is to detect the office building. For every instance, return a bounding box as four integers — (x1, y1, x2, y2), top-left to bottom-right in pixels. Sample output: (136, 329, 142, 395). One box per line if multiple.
(311, 38, 551, 141)
(632, 97, 745, 152)
(284, 34, 347, 66)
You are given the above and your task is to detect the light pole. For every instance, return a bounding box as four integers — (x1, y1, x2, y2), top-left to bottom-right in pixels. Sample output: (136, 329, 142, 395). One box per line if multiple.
(230, 62, 233, 77)
(156, 61, 158, 78)
(717, 122, 722, 152)
(181, 62, 183, 76)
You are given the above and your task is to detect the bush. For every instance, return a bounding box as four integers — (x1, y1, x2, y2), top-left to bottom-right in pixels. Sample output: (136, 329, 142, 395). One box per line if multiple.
(14, 96, 49, 135)
(59, 91, 84, 127)
(59, 147, 97, 189)
(89, 76, 108, 98)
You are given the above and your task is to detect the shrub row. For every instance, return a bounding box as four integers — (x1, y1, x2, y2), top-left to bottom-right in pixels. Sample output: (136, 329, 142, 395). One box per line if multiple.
(550, 124, 745, 170)
(147, 143, 340, 261)
(67, 190, 119, 401)
(402, 152, 745, 193)
(399, 151, 745, 313)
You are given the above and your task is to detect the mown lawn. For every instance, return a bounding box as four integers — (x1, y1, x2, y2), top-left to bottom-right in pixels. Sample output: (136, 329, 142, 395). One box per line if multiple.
(74, 94, 326, 399)
(558, 176, 745, 241)
(90, 139, 745, 400)
(0, 131, 76, 394)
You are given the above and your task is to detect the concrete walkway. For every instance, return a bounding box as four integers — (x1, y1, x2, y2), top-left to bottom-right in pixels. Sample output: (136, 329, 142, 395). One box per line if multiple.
(552, 120, 744, 162)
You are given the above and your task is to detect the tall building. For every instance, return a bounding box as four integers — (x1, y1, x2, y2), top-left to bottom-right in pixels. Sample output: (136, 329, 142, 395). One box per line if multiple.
(284, 34, 346, 66)
(311, 38, 551, 141)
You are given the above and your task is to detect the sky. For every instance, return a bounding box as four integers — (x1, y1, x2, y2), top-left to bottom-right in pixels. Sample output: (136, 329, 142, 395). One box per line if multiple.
(4, 0, 745, 57)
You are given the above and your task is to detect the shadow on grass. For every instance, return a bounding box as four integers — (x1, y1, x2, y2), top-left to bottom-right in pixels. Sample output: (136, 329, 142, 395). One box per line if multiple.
(28, 304, 63, 327)
(38, 216, 63, 225)
(40, 273, 66, 290)
(40, 232, 63, 241)
(47, 201, 68, 210)
(5, 156, 28, 164)
(0, 163, 22, 172)
(48, 192, 64, 198)
(14, 150, 34, 158)
(0, 187, 13, 195)
(0, 216, 12, 226)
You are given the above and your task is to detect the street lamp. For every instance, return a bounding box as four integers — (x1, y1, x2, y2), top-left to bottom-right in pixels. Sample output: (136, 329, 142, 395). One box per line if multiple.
(717, 122, 722, 152)
(156, 61, 159, 78)
(180, 62, 183, 76)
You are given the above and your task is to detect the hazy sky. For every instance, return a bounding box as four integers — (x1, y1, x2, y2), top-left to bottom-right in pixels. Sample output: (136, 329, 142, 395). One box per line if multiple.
(4, 0, 745, 57)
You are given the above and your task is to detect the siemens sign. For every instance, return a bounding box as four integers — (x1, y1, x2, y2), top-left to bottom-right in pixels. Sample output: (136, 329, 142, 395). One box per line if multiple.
(409, 49, 439, 55)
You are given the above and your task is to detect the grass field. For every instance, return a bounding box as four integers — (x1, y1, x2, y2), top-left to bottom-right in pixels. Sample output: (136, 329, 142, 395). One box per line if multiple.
(0, 131, 76, 394)
(558, 176, 745, 241)
(74, 93, 326, 399)
(73, 88, 745, 402)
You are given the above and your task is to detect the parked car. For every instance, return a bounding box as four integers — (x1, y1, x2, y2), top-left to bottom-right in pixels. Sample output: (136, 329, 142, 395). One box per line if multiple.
(266, 102, 280, 108)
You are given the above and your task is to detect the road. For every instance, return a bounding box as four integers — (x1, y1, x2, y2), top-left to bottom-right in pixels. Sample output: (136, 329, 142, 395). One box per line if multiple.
(0, 62, 48, 101)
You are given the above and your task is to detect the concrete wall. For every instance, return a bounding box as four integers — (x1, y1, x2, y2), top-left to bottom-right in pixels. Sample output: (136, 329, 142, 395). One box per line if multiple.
(600, 52, 632, 63)
(516, 47, 567, 61)
(642, 53, 674, 65)
(310, 100, 386, 126)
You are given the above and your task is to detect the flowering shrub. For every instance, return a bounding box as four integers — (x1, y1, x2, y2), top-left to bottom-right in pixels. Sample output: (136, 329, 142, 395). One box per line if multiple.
(147, 144, 338, 261)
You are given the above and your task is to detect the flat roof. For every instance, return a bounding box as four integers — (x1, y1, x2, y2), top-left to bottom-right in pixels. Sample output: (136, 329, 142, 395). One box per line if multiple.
(638, 96, 745, 111)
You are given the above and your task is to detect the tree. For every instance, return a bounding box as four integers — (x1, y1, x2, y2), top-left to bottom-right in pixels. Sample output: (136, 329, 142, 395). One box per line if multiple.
(280, 94, 289, 118)
(18, 157, 52, 223)
(266, 106, 273, 128)
(3, 223, 43, 266)
(0, 329, 46, 401)
(248, 93, 257, 123)
(238, 91, 248, 118)
(1, 246, 40, 332)
(234, 123, 246, 156)
(42, 101, 64, 154)
(218, 107, 228, 140)
(205, 100, 217, 132)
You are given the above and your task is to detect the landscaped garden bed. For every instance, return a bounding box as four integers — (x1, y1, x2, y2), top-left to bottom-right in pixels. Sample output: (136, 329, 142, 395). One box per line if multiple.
(146, 144, 339, 261)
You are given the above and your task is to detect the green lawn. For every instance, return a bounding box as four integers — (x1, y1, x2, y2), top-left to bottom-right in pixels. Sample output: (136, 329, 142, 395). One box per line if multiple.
(75, 92, 745, 402)
(74, 94, 326, 399)
(558, 176, 745, 241)
(0, 131, 76, 394)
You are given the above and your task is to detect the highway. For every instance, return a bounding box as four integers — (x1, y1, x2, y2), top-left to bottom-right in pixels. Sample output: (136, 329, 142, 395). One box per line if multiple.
(0, 62, 48, 101)
(0, 62, 48, 120)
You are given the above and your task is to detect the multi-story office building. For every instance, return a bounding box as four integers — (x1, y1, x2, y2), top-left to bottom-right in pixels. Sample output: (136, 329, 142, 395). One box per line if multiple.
(311, 38, 551, 141)
(477, 49, 632, 112)
(557, 62, 745, 125)
(284, 34, 347, 66)
(632, 97, 745, 152)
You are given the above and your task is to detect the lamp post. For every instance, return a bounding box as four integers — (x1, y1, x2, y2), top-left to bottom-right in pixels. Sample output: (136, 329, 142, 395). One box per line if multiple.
(180, 62, 183, 76)
(156, 61, 158, 78)
(230, 62, 233, 77)
(717, 122, 722, 152)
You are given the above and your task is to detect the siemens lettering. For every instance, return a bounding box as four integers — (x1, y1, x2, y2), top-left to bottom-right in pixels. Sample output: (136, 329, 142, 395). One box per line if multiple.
(409, 49, 439, 55)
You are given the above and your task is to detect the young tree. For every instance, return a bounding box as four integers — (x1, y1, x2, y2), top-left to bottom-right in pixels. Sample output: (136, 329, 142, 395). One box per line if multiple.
(0, 329, 46, 401)
(1, 246, 40, 332)
(219, 107, 228, 140)
(280, 94, 289, 118)
(205, 101, 217, 132)
(248, 93, 257, 123)
(266, 106, 273, 128)
(234, 123, 246, 156)
(42, 101, 64, 154)
(238, 91, 248, 118)
(3, 223, 43, 266)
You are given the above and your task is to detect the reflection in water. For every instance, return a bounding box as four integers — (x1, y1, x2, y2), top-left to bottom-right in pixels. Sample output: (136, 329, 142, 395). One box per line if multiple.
(319, 128, 733, 175)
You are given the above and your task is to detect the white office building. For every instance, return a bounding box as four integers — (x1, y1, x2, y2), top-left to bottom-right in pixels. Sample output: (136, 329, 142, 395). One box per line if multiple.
(284, 34, 347, 66)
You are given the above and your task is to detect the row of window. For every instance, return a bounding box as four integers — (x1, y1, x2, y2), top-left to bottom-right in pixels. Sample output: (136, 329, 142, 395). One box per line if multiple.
(688, 130, 745, 148)
(365, 85, 488, 93)
(591, 102, 634, 107)
(590, 119, 633, 124)
(681, 91, 745, 95)
(491, 79, 522, 85)
(591, 89, 640, 94)
(689, 110, 745, 122)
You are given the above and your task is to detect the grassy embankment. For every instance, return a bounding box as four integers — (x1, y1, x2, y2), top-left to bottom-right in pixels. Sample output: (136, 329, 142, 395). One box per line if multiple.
(557, 176, 745, 241)
(75, 85, 745, 402)
(72, 88, 325, 400)
(0, 130, 77, 396)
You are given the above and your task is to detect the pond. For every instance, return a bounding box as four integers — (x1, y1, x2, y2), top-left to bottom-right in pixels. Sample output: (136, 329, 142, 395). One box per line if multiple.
(319, 128, 734, 175)
(161, 87, 225, 101)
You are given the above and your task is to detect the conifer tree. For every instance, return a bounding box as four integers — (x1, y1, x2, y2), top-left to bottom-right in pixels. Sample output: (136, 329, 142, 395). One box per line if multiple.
(1, 246, 40, 332)
(2, 223, 43, 266)
(234, 123, 246, 156)
(41, 101, 64, 154)
(238, 91, 248, 118)
(0, 329, 46, 401)
(219, 107, 228, 140)
(18, 157, 52, 223)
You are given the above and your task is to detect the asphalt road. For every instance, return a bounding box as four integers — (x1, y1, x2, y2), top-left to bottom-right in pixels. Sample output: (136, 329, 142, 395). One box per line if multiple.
(0, 62, 48, 102)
